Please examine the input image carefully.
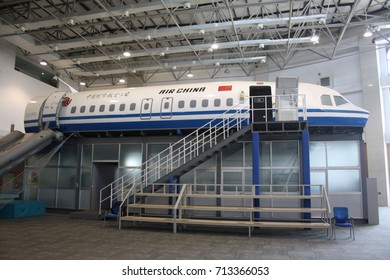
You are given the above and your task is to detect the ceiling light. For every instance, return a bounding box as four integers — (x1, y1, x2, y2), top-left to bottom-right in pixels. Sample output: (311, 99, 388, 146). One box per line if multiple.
(67, 18, 75, 25)
(183, 2, 191, 9)
(310, 31, 319, 44)
(53, 45, 58, 52)
(98, 40, 103, 46)
(131, 69, 137, 73)
(215, 62, 220, 67)
(40, 60, 47, 66)
(211, 41, 219, 50)
(257, 23, 264, 29)
(123, 50, 131, 57)
(319, 17, 326, 24)
(145, 34, 151, 40)
(199, 29, 205, 35)
(363, 28, 373, 37)
(19, 25, 25, 33)
(207, 47, 213, 53)
(172, 65, 177, 70)
(259, 43, 265, 49)
(116, 55, 121, 61)
(119, 78, 126, 83)
(187, 71, 194, 78)
(123, 10, 129, 17)
(80, 81, 86, 86)
(260, 58, 266, 63)
(159, 51, 165, 57)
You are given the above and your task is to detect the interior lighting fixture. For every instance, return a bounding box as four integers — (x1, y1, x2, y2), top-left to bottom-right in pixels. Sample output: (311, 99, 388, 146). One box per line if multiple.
(207, 47, 213, 53)
(187, 70, 194, 78)
(123, 10, 129, 17)
(79, 81, 86, 86)
(259, 43, 265, 49)
(310, 31, 319, 44)
(363, 27, 373, 37)
(67, 18, 75, 25)
(199, 29, 205, 35)
(131, 69, 137, 73)
(123, 50, 131, 57)
(319, 17, 326, 24)
(159, 51, 165, 57)
(257, 23, 264, 29)
(183, 2, 191, 9)
(145, 34, 152, 41)
(98, 40, 103, 46)
(215, 62, 220, 67)
(40, 60, 47, 66)
(119, 78, 126, 83)
(211, 40, 219, 50)
(172, 65, 177, 70)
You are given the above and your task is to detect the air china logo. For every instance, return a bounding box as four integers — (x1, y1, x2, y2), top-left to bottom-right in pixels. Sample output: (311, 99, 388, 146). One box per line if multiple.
(62, 97, 72, 107)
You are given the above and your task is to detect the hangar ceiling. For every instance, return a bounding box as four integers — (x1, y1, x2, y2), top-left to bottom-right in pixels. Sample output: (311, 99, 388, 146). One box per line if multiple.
(0, 0, 389, 87)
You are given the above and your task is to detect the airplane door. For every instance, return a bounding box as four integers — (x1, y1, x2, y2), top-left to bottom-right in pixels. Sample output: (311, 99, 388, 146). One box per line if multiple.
(160, 97, 173, 119)
(140, 98, 153, 120)
(41, 91, 67, 129)
(249, 86, 272, 123)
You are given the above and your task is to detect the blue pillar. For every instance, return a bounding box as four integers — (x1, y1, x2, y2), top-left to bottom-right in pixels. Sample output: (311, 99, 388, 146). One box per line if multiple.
(301, 130, 311, 220)
(252, 132, 260, 219)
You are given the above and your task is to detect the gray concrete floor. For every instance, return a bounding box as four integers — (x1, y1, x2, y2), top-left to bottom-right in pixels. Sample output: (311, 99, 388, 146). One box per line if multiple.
(0, 207, 390, 260)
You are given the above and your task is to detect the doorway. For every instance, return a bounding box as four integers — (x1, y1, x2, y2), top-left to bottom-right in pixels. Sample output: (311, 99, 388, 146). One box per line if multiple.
(91, 162, 119, 211)
(249, 86, 272, 123)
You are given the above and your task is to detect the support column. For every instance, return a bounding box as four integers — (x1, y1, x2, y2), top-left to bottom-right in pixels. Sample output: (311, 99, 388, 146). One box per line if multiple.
(252, 132, 260, 219)
(168, 177, 174, 216)
(301, 130, 311, 220)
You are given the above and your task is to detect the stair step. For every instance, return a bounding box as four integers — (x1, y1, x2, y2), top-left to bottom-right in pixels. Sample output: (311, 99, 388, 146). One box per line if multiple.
(134, 193, 323, 199)
(127, 203, 327, 213)
(120, 216, 331, 229)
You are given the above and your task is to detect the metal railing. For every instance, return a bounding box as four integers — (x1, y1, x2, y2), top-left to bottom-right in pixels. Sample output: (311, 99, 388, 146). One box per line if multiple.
(99, 95, 309, 213)
(99, 100, 251, 213)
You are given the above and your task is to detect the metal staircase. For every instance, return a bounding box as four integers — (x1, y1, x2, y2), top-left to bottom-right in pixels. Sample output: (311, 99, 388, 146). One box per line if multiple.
(99, 101, 251, 214)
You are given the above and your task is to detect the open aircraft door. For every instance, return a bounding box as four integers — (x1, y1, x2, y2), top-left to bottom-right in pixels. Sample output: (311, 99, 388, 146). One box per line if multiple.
(41, 91, 67, 130)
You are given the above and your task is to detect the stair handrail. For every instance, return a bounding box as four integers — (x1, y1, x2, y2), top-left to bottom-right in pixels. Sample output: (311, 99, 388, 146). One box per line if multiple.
(118, 184, 135, 230)
(173, 184, 188, 233)
(99, 99, 250, 210)
(141, 100, 250, 184)
(99, 170, 138, 215)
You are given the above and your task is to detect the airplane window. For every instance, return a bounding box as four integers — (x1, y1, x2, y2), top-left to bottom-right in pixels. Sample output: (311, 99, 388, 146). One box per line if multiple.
(119, 104, 125, 111)
(321, 95, 333, 106)
(144, 103, 149, 110)
(71, 106, 77, 114)
(89, 105, 95, 113)
(164, 102, 170, 109)
(214, 99, 221, 107)
(99, 105, 105, 112)
(80, 106, 86, 113)
(178, 100, 185, 108)
(109, 104, 115, 112)
(334, 96, 348, 106)
(226, 98, 233, 106)
(202, 99, 209, 107)
(190, 100, 196, 108)
(130, 103, 136, 111)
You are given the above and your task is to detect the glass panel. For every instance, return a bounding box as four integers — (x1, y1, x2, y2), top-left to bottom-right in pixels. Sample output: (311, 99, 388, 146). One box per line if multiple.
(58, 168, 77, 189)
(244, 142, 252, 167)
(190, 100, 196, 108)
(130, 103, 136, 111)
(310, 171, 326, 194)
(119, 104, 125, 111)
(310, 141, 326, 167)
(178, 100, 185, 108)
(272, 169, 299, 192)
(214, 99, 221, 107)
(328, 170, 361, 192)
(120, 144, 143, 167)
(39, 167, 58, 188)
(99, 105, 105, 112)
(82, 145, 92, 167)
(93, 144, 119, 160)
(334, 96, 348, 106)
(59, 145, 78, 166)
(226, 98, 233, 106)
(260, 142, 270, 167)
(223, 171, 242, 192)
(89, 105, 95, 113)
(195, 170, 215, 193)
(321, 95, 333, 106)
(202, 99, 208, 107)
(80, 168, 91, 189)
(80, 106, 86, 113)
(222, 142, 243, 167)
(272, 142, 298, 167)
(327, 141, 359, 167)
(71, 106, 76, 113)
